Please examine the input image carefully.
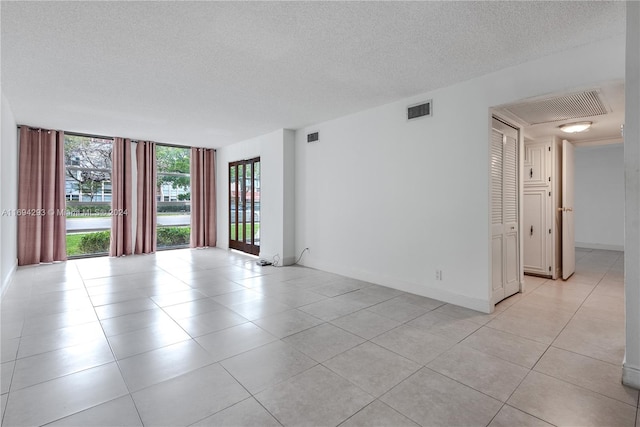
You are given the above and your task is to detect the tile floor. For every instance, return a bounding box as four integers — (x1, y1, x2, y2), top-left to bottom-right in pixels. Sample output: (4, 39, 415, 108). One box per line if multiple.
(1, 248, 638, 426)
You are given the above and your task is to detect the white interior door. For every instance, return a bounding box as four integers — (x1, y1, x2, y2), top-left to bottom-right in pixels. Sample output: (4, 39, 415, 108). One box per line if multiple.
(562, 139, 575, 280)
(491, 118, 520, 304)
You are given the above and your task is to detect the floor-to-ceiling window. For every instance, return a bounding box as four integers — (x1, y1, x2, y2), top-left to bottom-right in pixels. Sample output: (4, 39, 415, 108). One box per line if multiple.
(64, 134, 113, 257)
(156, 145, 191, 249)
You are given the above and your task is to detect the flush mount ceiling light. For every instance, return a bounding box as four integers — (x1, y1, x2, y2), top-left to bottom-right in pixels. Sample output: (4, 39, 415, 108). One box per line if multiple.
(560, 121, 592, 133)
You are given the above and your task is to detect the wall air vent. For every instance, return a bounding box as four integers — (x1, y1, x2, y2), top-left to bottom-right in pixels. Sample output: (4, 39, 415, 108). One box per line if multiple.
(407, 100, 432, 120)
(307, 132, 319, 143)
(501, 90, 609, 126)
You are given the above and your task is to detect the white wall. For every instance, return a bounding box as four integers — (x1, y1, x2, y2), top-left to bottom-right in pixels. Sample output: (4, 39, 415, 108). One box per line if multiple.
(574, 144, 624, 250)
(623, 0, 640, 390)
(1, 92, 18, 294)
(216, 128, 295, 264)
(294, 35, 625, 313)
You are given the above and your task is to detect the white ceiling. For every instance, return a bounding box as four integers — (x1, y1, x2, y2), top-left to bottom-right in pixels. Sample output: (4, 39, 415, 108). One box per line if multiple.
(1, 1, 626, 148)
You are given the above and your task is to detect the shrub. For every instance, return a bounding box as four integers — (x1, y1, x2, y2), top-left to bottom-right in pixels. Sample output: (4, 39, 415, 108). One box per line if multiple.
(78, 231, 110, 254)
(157, 226, 190, 247)
(157, 204, 190, 213)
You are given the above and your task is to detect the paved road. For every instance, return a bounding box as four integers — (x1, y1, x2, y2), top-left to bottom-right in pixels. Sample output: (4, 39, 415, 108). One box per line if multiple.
(66, 215, 191, 232)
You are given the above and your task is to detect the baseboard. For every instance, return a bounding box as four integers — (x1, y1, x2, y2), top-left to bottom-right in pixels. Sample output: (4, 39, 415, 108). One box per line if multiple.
(1, 259, 18, 297)
(575, 242, 624, 251)
(622, 362, 640, 389)
(302, 259, 492, 314)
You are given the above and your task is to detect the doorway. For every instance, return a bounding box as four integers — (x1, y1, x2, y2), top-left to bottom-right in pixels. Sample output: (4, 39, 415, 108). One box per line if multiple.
(229, 157, 261, 255)
(493, 80, 624, 287)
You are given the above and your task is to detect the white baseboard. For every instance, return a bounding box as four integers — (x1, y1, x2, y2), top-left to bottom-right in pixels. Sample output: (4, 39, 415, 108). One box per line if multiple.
(302, 259, 492, 314)
(622, 362, 640, 389)
(575, 242, 624, 251)
(1, 259, 17, 297)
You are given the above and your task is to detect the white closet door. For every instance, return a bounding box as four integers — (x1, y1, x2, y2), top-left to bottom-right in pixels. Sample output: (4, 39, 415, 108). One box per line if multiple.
(491, 118, 520, 304)
(523, 190, 547, 275)
(491, 129, 505, 302)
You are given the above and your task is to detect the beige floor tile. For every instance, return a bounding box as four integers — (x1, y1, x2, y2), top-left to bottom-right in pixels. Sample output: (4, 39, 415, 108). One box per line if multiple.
(372, 324, 457, 364)
(428, 345, 529, 402)
(220, 340, 317, 393)
(107, 321, 191, 359)
(256, 365, 373, 427)
(579, 292, 625, 322)
(94, 297, 158, 320)
(432, 303, 497, 325)
(10, 337, 113, 391)
(283, 323, 365, 362)
(228, 298, 292, 320)
(514, 293, 582, 314)
(117, 339, 217, 392)
(486, 305, 572, 344)
(324, 342, 421, 397)
(331, 309, 402, 340)
(508, 371, 636, 427)
(3, 362, 128, 427)
(16, 322, 105, 359)
(366, 298, 431, 323)
(253, 309, 324, 338)
(1, 338, 19, 363)
(553, 312, 625, 364)
(191, 397, 281, 427)
(462, 326, 548, 369)
(1, 361, 14, 394)
(298, 297, 367, 321)
(409, 311, 482, 342)
(2, 248, 630, 427)
(339, 400, 419, 427)
(161, 298, 226, 320)
(591, 279, 625, 298)
(132, 363, 250, 427)
(174, 308, 248, 337)
(47, 395, 142, 426)
(195, 322, 278, 362)
(488, 404, 553, 427)
(381, 368, 502, 427)
(534, 346, 638, 406)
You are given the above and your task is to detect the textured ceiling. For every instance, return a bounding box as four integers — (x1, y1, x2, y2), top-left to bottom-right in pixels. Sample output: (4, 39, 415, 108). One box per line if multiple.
(1, 1, 626, 148)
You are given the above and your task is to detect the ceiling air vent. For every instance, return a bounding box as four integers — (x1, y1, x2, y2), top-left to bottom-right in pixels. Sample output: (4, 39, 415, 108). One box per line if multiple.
(502, 90, 609, 126)
(408, 101, 432, 120)
(307, 132, 319, 143)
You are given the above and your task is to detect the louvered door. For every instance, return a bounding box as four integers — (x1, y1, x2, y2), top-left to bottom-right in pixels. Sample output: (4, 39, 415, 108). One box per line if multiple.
(491, 118, 520, 304)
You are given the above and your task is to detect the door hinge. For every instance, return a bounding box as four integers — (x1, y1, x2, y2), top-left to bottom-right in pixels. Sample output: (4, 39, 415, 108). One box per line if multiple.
(548, 177, 551, 182)
(548, 146, 551, 151)
(549, 191, 551, 196)
(549, 229, 552, 234)
(549, 266, 552, 272)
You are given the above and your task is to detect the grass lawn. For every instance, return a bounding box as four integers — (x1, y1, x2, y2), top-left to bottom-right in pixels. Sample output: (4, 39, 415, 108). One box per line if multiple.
(66, 233, 84, 256)
(230, 223, 260, 240)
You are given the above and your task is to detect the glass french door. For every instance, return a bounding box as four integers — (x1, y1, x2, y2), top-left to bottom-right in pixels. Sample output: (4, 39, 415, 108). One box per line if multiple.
(229, 157, 260, 255)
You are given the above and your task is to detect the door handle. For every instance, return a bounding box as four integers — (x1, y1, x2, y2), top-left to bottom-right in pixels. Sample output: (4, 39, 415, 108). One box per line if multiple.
(530, 225, 533, 236)
(530, 168, 533, 179)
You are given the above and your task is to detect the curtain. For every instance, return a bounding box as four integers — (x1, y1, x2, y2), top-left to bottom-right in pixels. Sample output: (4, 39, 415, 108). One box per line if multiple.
(17, 127, 67, 265)
(109, 138, 133, 256)
(135, 141, 157, 254)
(190, 148, 217, 248)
